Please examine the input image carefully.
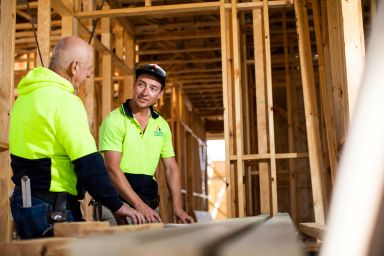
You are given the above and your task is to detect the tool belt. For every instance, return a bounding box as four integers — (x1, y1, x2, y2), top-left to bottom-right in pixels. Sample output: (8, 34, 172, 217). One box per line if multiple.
(14, 185, 82, 222)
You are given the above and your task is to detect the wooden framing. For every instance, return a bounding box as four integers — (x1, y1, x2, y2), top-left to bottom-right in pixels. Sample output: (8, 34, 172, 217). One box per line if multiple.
(0, 1, 374, 252)
(321, 3, 384, 254)
(0, 0, 16, 242)
(312, 0, 338, 184)
(294, 0, 326, 225)
(253, 0, 271, 216)
(340, 0, 365, 119)
(101, 5, 113, 120)
(36, 0, 50, 67)
(262, 0, 278, 216)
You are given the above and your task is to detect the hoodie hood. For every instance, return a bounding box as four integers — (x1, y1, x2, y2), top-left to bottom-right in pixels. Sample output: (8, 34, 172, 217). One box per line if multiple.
(17, 67, 74, 95)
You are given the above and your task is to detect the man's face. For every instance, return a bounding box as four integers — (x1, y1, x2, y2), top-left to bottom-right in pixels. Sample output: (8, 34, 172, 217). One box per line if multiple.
(132, 74, 164, 109)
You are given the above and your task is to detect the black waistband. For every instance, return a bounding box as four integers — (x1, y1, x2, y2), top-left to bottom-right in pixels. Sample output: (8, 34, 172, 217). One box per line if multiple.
(14, 185, 75, 209)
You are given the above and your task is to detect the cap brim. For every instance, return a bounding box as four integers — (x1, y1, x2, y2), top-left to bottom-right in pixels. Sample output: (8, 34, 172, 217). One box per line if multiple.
(136, 69, 166, 86)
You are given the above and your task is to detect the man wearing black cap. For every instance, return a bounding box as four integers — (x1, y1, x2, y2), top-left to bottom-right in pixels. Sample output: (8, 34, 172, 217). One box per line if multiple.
(99, 64, 194, 224)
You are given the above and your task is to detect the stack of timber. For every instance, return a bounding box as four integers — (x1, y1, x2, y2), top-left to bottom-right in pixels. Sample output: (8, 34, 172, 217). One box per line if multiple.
(0, 214, 303, 256)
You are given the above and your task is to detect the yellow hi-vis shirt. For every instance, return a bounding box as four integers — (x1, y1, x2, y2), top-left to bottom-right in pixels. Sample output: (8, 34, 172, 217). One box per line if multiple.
(99, 100, 175, 176)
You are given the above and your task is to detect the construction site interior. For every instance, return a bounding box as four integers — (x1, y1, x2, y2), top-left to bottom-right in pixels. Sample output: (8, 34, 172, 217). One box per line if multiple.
(0, 0, 383, 255)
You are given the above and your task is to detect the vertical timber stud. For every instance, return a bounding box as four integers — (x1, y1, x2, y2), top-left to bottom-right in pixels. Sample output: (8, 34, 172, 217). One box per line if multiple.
(101, 5, 112, 120)
(325, 0, 348, 146)
(37, 0, 51, 67)
(115, 24, 124, 105)
(294, 0, 326, 225)
(340, 0, 365, 119)
(231, 0, 245, 217)
(0, 0, 16, 242)
(226, 9, 237, 217)
(282, 11, 297, 221)
(61, 0, 78, 37)
(121, 31, 134, 102)
(220, 0, 233, 218)
(252, 1, 271, 215)
(263, 0, 278, 215)
(83, 0, 96, 137)
(312, 0, 339, 184)
(240, 13, 252, 216)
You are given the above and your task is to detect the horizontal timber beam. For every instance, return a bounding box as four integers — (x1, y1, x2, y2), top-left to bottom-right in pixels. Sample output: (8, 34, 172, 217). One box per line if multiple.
(74, 1, 293, 19)
(229, 153, 309, 161)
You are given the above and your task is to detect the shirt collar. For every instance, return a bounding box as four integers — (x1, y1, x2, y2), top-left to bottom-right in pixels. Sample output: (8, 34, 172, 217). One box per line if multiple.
(121, 99, 159, 119)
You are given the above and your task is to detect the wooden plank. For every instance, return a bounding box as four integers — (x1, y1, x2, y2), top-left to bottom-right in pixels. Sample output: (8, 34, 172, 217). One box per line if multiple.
(114, 24, 124, 104)
(54, 222, 110, 237)
(312, 0, 338, 184)
(54, 222, 163, 237)
(321, 4, 384, 255)
(253, 0, 271, 215)
(229, 153, 309, 161)
(60, 0, 78, 37)
(240, 12, 252, 215)
(220, 0, 234, 218)
(325, 0, 348, 147)
(263, 0, 278, 216)
(138, 47, 221, 55)
(83, 0, 96, 137)
(36, 0, 50, 67)
(75, 2, 221, 19)
(55, 217, 265, 255)
(0, 237, 75, 256)
(0, 0, 16, 243)
(294, 0, 326, 225)
(299, 222, 325, 240)
(101, 7, 112, 120)
(282, 10, 297, 222)
(131, 216, 269, 256)
(120, 30, 136, 101)
(340, 0, 365, 119)
(145, 0, 152, 7)
(219, 214, 304, 256)
(74, 1, 293, 19)
(231, 0, 245, 218)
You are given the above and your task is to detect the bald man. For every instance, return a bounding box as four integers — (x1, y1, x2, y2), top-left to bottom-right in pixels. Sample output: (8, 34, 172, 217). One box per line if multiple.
(9, 36, 144, 239)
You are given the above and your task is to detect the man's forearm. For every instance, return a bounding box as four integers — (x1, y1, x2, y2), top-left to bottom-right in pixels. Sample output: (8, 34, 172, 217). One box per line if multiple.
(165, 166, 183, 210)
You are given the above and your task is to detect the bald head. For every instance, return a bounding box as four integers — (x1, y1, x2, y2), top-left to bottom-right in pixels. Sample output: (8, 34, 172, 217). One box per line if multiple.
(49, 36, 93, 88)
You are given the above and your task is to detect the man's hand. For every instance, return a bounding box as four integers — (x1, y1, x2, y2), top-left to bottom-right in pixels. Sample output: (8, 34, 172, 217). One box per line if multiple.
(135, 202, 162, 223)
(113, 203, 146, 225)
(173, 207, 195, 224)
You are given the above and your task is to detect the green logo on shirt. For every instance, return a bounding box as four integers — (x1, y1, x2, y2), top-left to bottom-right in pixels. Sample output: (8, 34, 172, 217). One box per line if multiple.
(154, 126, 163, 136)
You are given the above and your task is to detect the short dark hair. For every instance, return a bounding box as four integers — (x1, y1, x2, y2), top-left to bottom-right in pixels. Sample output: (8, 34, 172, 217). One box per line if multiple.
(135, 64, 166, 89)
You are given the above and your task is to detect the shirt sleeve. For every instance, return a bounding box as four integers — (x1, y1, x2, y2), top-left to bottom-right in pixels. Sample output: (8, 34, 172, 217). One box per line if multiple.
(99, 109, 125, 152)
(55, 96, 97, 160)
(161, 121, 175, 158)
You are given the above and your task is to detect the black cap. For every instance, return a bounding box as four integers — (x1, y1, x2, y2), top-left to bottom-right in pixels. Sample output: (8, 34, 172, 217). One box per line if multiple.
(135, 64, 166, 88)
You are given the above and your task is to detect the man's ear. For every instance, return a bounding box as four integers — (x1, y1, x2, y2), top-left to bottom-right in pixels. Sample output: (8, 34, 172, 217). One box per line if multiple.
(70, 60, 79, 76)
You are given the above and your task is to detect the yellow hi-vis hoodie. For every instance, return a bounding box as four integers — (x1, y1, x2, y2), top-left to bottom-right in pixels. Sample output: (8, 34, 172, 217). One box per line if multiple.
(9, 67, 97, 195)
